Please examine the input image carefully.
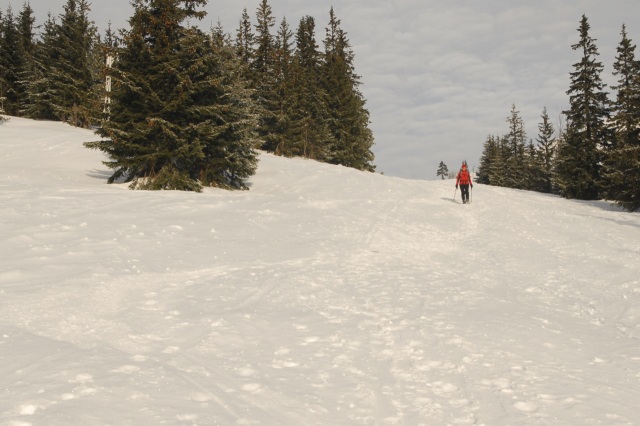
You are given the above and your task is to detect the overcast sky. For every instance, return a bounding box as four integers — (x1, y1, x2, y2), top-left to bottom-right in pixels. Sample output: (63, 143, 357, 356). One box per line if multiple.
(3, 0, 640, 179)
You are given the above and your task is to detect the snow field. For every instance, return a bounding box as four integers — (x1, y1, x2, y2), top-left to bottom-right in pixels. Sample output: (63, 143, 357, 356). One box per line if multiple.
(1, 116, 639, 425)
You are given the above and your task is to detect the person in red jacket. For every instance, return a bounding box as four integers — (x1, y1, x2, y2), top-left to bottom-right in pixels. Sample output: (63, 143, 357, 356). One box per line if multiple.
(455, 162, 473, 204)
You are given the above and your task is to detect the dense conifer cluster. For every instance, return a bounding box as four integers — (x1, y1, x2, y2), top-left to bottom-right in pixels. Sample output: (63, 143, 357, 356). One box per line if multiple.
(478, 15, 640, 211)
(0, 0, 375, 191)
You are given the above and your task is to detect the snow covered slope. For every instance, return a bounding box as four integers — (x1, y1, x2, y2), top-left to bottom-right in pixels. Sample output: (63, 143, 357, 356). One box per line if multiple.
(1, 116, 639, 425)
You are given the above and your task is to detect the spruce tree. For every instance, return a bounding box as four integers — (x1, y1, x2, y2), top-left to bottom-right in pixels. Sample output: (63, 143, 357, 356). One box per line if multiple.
(523, 140, 540, 191)
(535, 107, 556, 193)
(288, 15, 331, 160)
(322, 7, 375, 171)
(0, 4, 36, 117)
(252, 0, 277, 148)
(557, 15, 611, 200)
(23, 13, 59, 120)
(606, 25, 640, 211)
(503, 104, 527, 189)
(44, 0, 102, 127)
(85, 0, 258, 191)
(0, 10, 3, 115)
(199, 25, 259, 189)
(262, 17, 295, 154)
(477, 135, 495, 185)
(437, 161, 449, 180)
(477, 134, 506, 186)
(15, 3, 37, 116)
(0, 7, 20, 115)
(253, 0, 275, 76)
(235, 8, 254, 70)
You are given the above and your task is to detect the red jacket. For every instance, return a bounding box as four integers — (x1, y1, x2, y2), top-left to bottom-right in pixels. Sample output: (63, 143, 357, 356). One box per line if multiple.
(456, 168, 472, 186)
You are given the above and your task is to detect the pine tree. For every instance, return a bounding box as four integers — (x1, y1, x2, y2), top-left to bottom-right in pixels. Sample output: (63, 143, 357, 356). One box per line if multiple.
(322, 7, 375, 171)
(15, 3, 36, 116)
(535, 107, 556, 193)
(557, 15, 611, 200)
(85, 0, 258, 191)
(0, 4, 36, 117)
(23, 13, 59, 120)
(477, 135, 494, 185)
(251, 0, 277, 148)
(503, 104, 527, 189)
(606, 24, 640, 211)
(0, 10, 3, 115)
(235, 8, 254, 70)
(42, 0, 102, 127)
(262, 17, 295, 154)
(0, 9, 3, 114)
(288, 15, 331, 160)
(253, 0, 275, 76)
(523, 140, 540, 191)
(477, 134, 505, 186)
(437, 161, 449, 180)
(199, 25, 259, 189)
(0, 7, 20, 115)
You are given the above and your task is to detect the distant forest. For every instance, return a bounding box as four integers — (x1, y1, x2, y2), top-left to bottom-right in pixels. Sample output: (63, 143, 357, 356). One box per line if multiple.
(476, 15, 640, 212)
(0, 0, 375, 191)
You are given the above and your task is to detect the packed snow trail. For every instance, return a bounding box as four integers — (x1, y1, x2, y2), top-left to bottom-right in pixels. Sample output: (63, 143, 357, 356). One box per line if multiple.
(1, 117, 639, 425)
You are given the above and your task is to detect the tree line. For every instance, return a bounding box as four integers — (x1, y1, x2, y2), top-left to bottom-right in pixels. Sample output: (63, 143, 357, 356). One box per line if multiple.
(477, 15, 640, 212)
(0, 0, 375, 191)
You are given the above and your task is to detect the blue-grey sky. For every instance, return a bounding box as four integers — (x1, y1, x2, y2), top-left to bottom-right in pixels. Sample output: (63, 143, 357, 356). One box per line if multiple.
(4, 0, 640, 179)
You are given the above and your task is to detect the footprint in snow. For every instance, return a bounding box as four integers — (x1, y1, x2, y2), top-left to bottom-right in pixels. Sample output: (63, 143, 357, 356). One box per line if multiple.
(189, 393, 211, 402)
(111, 365, 141, 374)
(301, 336, 320, 345)
(238, 366, 257, 377)
(514, 401, 538, 413)
(272, 359, 300, 369)
(18, 404, 38, 415)
(241, 383, 262, 393)
(70, 373, 93, 384)
(162, 346, 180, 354)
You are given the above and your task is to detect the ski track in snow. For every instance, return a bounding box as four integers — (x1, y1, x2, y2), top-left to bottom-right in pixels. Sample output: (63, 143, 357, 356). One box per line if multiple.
(1, 117, 640, 425)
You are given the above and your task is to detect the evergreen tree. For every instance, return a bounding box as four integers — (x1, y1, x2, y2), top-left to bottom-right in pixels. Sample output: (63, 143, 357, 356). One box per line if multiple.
(557, 15, 611, 200)
(288, 15, 331, 160)
(262, 17, 295, 154)
(253, 0, 275, 76)
(0, 7, 20, 115)
(15, 3, 37, 115)
(51, 0, 102, 127)
(1, 9, 6, 113)
(322, 7, 375, 171)
(503, 104, 527, 189)
(0, 10, 3, 114)
(437, 161, 449, 180)
(0, 4, 36, 116)
(23, 13, 59, 120)
(523, 139, 539, 191)
(199, 25, 260, 189)
(606, 24, 640, 211)
(251, 0, 276, 148)
(85, 0, 258, 191)
(535, 107, 556, 193)
(235, 8, 254, 70)
(477, 134, 505, 186)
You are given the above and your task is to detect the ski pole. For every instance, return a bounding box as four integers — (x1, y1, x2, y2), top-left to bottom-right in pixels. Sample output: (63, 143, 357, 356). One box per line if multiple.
(453, 187, 457, 202)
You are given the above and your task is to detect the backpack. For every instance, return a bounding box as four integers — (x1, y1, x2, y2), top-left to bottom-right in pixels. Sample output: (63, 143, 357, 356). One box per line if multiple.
(458, 168, 470, 185)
